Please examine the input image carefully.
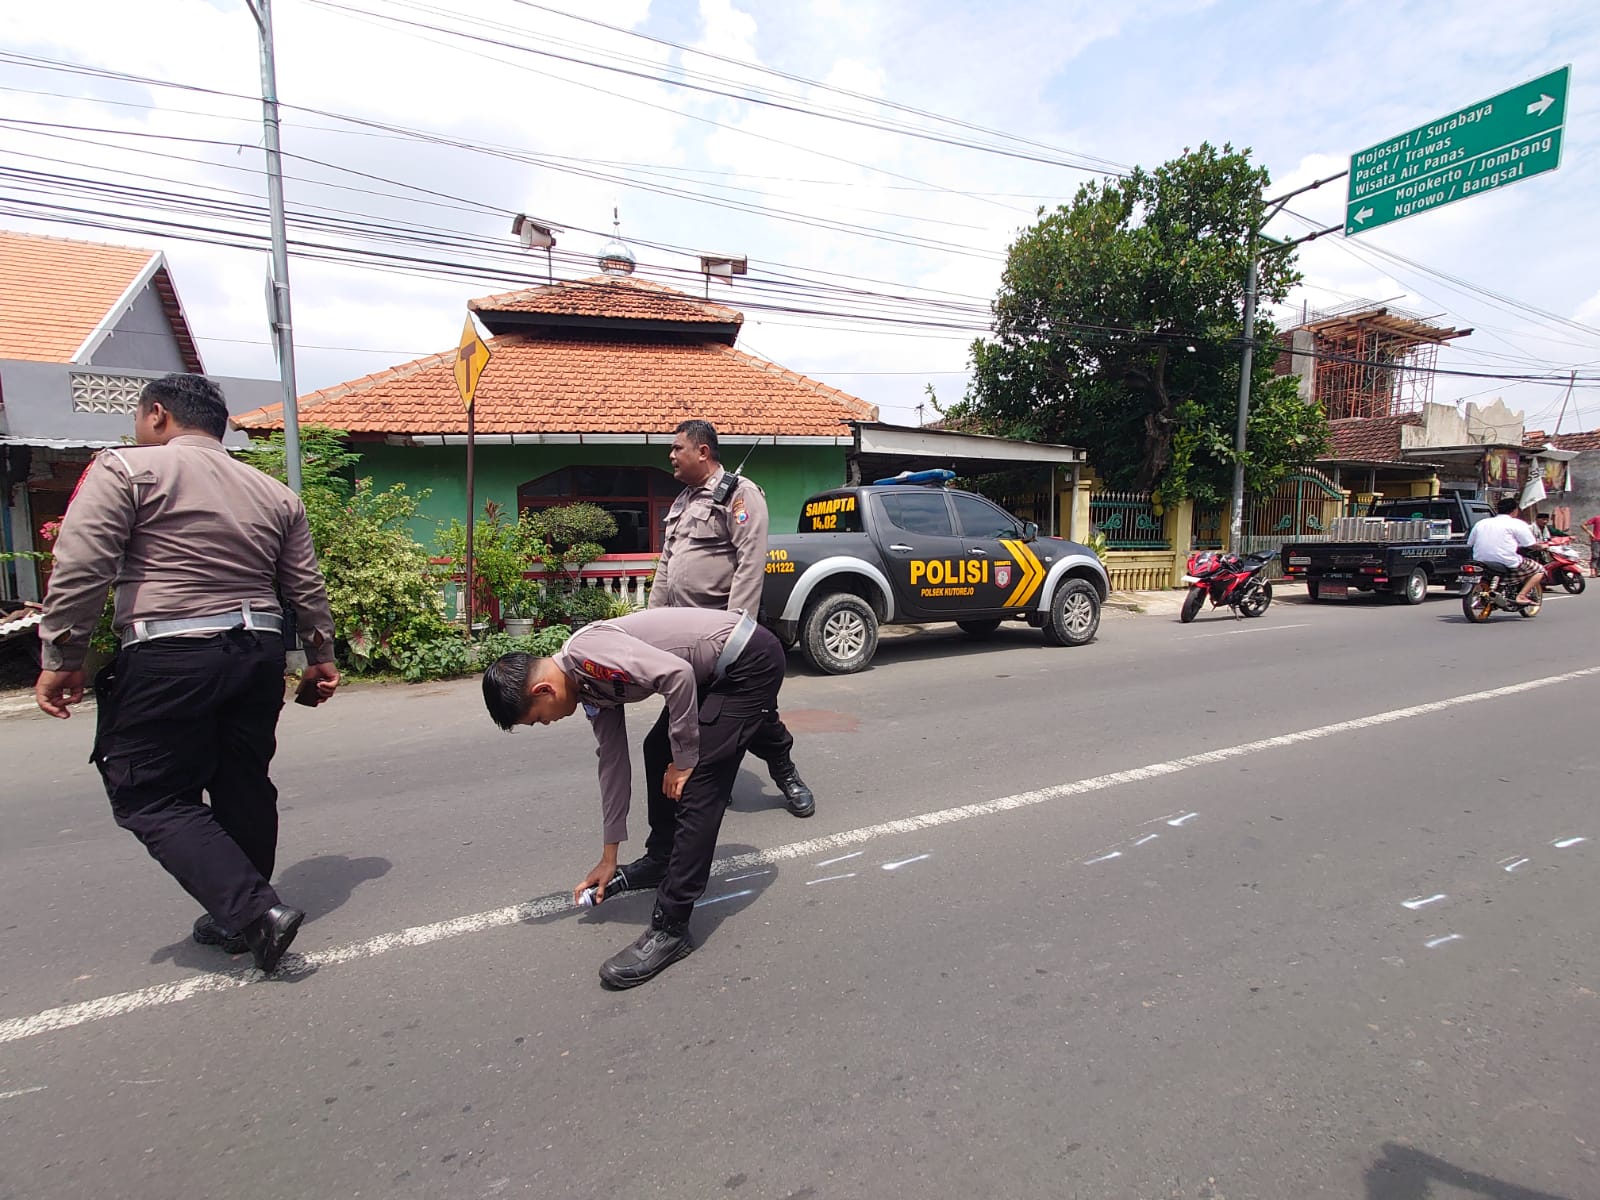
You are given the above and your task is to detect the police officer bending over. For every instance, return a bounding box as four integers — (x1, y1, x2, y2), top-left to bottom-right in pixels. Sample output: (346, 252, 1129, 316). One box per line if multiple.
(651, 418, 815, 818)
(482, 607, 788, 989)
(36, 373, 339, 975)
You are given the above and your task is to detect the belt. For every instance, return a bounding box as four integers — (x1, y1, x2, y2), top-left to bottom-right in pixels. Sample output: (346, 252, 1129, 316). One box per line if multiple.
(122, 603, 284, 648)
(712, 613, 758, 683)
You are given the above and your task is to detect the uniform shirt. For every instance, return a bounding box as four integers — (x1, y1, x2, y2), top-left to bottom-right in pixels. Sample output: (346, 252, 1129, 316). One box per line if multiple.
(38, 435, 336, 672)
(552, 607, 744, 844)
(1466, 513, 1537, 569)
(648, 467, 769, 616)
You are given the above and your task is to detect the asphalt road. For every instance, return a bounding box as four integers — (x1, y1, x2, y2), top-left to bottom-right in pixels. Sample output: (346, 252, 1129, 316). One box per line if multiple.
(1, 586, 1596, 1200)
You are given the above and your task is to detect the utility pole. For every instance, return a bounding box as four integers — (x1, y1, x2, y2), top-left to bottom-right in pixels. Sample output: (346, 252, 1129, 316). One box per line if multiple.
(246, 0, 303, 494)
(1228, 171, 1347, 549)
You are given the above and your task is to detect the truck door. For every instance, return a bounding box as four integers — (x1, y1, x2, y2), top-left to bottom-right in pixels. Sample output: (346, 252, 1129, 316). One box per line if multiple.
(950, 491, 1045, 613)
(868, 490, 972, 619)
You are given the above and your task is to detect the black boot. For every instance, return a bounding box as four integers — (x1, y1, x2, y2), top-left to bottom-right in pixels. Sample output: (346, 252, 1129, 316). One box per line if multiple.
(612, 855, 669, 892)
(771, 763, 815, 818)
(192, 913, 247, 955)
(242, 904, 304, 975)
(599, 907, 693, 989)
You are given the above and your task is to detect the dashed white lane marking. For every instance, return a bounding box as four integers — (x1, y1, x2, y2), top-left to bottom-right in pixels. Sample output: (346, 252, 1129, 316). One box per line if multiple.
(1402, 894, 1448, 910)
(882, 854, 930, 871)
(815, 851, 863, 868)
(1083, 851, 1123, 865)
(1166, 812, 1199, 827)
(723, 869, 772, 883)
(1552, 836, 1588, 849)
(804, 873, 857, 886)
(0, 1086, 48, 1101)
(4, 664, 1597, 1046)
(1133, 833, 1159, 847)
(693, 889, 754, 908)
(1500, 857, 1531, 872)
(1185, 623, 1311, 640)
(1424, 934, 1464, 949)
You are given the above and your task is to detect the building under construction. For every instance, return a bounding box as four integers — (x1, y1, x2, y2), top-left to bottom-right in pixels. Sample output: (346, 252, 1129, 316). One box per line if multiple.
(1280, 303, 1472, 420)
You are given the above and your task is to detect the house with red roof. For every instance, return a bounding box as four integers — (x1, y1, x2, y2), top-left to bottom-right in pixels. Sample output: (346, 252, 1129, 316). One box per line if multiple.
(0, 230, 277, 602)
(234, 245, 878, 554)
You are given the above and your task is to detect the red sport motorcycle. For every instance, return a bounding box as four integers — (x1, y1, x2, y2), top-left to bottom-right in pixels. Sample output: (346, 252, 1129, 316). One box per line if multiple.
(1180, 550, 1276, 623)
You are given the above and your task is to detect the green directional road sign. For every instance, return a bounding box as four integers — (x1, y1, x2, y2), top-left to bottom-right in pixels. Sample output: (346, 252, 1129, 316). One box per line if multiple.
(1346, 66, 1569, 236)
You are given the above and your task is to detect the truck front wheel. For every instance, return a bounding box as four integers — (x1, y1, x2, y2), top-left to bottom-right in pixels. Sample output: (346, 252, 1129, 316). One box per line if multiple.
(800, 593, 879, 674)
(1042, 579, 1100, 647)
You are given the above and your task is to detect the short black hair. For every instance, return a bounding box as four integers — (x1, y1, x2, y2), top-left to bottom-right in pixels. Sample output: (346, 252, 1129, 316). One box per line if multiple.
(1496, 498, 1521, 516)
(674, 419, 721, 462)
(483, 652, 536, 730)
(140, 373, 230, 438)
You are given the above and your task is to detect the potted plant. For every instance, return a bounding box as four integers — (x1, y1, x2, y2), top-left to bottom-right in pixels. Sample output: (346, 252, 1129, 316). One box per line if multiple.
(500, 580, 541, 637)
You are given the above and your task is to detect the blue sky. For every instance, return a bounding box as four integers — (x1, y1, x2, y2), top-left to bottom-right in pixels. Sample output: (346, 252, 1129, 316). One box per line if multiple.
(2, 0, 1596, 433)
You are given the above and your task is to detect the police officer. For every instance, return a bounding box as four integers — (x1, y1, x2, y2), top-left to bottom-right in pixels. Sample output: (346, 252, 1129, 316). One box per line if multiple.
(481, 606, 786, 988)
(35, 373, 339, 975)
(649, 418, 815, 818)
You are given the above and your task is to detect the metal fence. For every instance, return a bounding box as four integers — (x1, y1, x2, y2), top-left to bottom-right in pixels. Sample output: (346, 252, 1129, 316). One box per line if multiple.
(1237, 471, 1348, 576)
(1090, 489, 1169, 549)
(1191, 503, 1224, 550)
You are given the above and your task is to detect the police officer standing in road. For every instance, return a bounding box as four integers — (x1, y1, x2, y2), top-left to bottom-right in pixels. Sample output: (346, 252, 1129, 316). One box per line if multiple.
(649, 418, 815, 818)
(35, 373, 340, 975)
(482, 606, 788, 988)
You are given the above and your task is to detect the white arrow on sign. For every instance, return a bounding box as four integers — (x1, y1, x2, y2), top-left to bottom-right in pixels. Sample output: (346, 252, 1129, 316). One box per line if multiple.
(1527, 93, 1555, 117)
(1353, 206, 1375, 224)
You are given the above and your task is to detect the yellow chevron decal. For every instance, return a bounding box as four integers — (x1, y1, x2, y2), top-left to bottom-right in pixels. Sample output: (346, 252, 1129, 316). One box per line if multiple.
(999, 539, 1045, 608)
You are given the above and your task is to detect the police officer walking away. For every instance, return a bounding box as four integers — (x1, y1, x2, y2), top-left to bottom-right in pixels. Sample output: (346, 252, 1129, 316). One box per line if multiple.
(649, 418, 815, 818)
(35, 373, 340, 975)
(482, 607, 787, 988)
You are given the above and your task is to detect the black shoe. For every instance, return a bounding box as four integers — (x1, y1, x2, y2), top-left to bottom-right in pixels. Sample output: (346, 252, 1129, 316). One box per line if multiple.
(612, 855, 668, 892)
(772, 767, 815, 818)
(192, 913, 247, 955)
(598, 917, 693, 989)
(242, 904, 304, 975)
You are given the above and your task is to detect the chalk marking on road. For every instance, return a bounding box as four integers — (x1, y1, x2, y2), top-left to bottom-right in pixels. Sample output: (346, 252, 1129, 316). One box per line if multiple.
(1402, 894, 1447, 910)
(1499, 856, 1531, 872)
(1083, 851, 1123, 865)
(882, 854, 930, 871)
(1167, 812, 1199, 827)
(724, 869, 772, 883)
(1133, 833, 1159, 847)
(1552, 837, 1587, 849)
(694, 889, 754, 909)
(5, 664, 1598, 1046)
(804, 873, 857, 886)
(0, 1086, 48, 1101)
(1186, 623, 1311, 640)
(1424, 934, 1464, 949)
(816, 851, 863, 868)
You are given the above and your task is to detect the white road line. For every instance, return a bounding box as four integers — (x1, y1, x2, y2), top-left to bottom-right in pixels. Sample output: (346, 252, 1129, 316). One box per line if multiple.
(804, 873, 857, 886)
(1167, 812, 1199, 827)
(1185, 623, 1311, 639)
(723, 869, 773, 883)
(4, 663, 1597, 1046)
(815, 851, 863, 868)
(694, 889, 754, 908)
(0, 1086, 48, 1101)
(1402, 894, 1447, 910)
(1424, 934, 1464, 949)
(1083, 851, 1123, 865)
(1501, 857, 1531, 873)
(1552, 836, 1588, 849)
(1133, 834, 1159, 847)
(882, 854, 930, 871)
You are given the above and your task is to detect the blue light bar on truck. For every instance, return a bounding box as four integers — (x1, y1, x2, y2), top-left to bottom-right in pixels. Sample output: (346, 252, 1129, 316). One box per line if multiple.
(872, 469, 956, 486)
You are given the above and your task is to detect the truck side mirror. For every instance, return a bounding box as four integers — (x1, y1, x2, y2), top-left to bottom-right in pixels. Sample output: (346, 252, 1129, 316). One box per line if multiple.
(1021, 521, 1039, 542)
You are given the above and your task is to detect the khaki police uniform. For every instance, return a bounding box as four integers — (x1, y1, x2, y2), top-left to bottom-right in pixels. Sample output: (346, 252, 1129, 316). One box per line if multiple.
(648, 466, 803, 792)
(39, 434, 335, 936)
(554, 607, 785, 925)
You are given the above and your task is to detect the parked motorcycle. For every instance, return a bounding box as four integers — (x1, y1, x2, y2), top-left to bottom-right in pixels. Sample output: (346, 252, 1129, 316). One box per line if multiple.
(1460, 559, 1542, 623)
(1534, 537, 1586, 594)
(1180, 550, 1275, 623)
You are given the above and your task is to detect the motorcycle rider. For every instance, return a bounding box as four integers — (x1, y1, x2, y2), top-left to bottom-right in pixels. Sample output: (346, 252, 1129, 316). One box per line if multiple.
(1466, 498, 1543, 606)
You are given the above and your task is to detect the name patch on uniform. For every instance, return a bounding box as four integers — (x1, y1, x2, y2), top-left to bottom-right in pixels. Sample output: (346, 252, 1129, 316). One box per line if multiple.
(579, 659, 632, 685)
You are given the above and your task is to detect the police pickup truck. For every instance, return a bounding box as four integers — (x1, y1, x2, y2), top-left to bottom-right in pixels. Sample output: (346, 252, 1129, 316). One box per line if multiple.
(761, 474, 1108, 674)
(1280, 494, 1491, 604)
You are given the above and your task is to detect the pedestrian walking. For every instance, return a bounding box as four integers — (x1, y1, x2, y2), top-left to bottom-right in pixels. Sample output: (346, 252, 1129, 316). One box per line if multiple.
(649, 418, 815, 817)
(35, 373, 339, 974)
(482, 607, 787, 988)
(1583, 512, 1600, 578)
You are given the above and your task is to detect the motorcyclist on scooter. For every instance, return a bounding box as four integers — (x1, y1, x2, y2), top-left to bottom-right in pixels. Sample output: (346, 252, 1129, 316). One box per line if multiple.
(1466, 498, 1544, 606)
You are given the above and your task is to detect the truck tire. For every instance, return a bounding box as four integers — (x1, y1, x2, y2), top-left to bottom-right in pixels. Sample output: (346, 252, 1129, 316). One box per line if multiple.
(1042, 579, 1100, 647)
(1305, 580, 1323, 602)
(800, 593, 878, 674)
(957, 618, 1002, 637)
(1397, 567, 1428, 605)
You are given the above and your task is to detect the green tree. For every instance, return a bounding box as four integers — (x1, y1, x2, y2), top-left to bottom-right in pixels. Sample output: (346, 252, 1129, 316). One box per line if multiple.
(955, 143, 1327, 500)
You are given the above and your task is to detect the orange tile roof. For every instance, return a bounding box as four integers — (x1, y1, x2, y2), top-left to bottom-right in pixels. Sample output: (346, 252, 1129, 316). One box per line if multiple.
(234, 334, 875, 436)
(470, 275, 743, 326)
(0, 230, 202, 371)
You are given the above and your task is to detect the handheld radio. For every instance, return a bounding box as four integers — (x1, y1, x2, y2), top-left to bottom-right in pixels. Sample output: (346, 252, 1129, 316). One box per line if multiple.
(711, 442, 759, 505)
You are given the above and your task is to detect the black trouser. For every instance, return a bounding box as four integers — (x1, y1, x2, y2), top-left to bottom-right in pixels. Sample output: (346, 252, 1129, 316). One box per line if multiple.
(743, 708, 797, 777)
(91, 631, 286, 934)
(641, 626, 787, 926)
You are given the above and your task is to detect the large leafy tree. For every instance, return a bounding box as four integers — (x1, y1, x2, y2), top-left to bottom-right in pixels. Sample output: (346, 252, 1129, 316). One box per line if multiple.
(955, 143, 1327, 500)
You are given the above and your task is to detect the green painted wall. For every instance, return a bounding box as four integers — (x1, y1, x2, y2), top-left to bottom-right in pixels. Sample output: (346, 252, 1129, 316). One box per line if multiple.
(352, 442, 850, 545)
